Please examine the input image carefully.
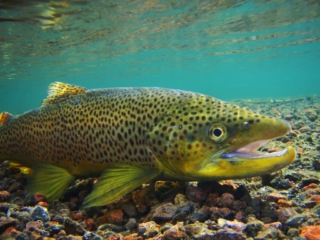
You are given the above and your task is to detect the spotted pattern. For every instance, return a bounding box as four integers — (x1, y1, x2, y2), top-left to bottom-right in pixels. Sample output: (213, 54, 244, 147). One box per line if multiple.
(0, 87, 263, 177)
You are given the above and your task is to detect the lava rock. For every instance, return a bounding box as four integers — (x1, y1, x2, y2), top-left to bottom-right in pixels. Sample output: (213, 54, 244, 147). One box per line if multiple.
(185, 221, 215, 238)
(138, 221, 159, 238)
(125, 218, 138, 232)
(163, 222, 187, 240)
(186, 185, 207, 203)
(64, 217, 85, 236)
(152, 203, 177, 223)
(189, 209, 205, 223)
(243, 219, 264, 237)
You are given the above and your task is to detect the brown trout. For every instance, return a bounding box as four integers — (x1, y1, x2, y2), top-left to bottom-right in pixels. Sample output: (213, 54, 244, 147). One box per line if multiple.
(0, 82, 296, 206)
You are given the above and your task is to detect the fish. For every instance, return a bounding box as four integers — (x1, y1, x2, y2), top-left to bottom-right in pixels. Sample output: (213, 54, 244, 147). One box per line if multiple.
(0, 82, 296, 207)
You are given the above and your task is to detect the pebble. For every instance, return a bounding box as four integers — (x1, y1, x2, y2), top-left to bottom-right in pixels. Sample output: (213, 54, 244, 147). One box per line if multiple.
(138, 221, 159, 238)
(83, 231, 103, 240)
(184, 221, 215, 238)
(125, 218, 137, 232)
(0, 218, 18, 234)
(214, 228, 246, 240)
(64, 217, 86, 236)
(286, 214, 307, 228)
(243, 219, 264, 237)
(163, 222, 187, 239)
(276, 208, 298, 223)
(266, 193, 287, 203)
(97, 209, 123, 225)
(255, 227, 280, 240)
(185, 185, 207, 203)
(152, 203, 177, 223)
(300, 225, 320, 240)
(0, 191, 10, 202)
(30, 206, 49, 222)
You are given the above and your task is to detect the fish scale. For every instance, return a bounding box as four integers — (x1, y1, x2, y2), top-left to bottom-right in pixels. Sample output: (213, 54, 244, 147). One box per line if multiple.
(0, 82, 295, 207)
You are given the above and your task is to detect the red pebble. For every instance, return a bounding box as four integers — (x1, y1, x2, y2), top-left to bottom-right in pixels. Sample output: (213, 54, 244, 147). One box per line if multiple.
(0, 191, 11, 202)
(97, 209, 123, 225)
(300, 225, 320, 240)
(302, 183, 318, 191)
(33, 192, 48, 203)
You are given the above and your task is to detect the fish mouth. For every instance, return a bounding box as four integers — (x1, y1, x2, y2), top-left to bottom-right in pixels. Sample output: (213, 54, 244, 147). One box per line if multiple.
(221, 140, 288, 159)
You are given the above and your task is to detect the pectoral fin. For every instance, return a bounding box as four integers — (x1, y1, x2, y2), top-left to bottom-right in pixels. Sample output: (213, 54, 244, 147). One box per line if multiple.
(83, 165, 161, 207)
(27, 163, 74, 201)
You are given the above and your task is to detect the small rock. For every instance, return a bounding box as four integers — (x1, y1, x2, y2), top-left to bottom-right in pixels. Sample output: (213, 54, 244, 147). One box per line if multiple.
(210, 207, 236, 220)
(300, 225, 320, 240)
(278, 199, 292, 207)
(138, 221, 159, 238)
(287, 228, 299, 237)
(255, 227, 279, 240)
(120, 203, 138, 218)
(243, 219, 264, 237)
(125, 218, 137, 232)
(270, 177, 292, 189)
(64, 217, 86, 236)
(276, 208, 298, 223)
(97, 223, 125, 233)
(160, 223, 173, 233)
(163, 222, 187, 240)
(0, 218, 17, 234)
(0, 191, 10, 202)
(302, 200, 317, 208)
(266, 193, 287, 203)
(213, 228, 246, 240)
(189, 210, 205, 223)
(83, 231, 103, 240)
(264, 221, 282, 229)
(48, 224, 63, 235)
(299, 126, 311, 133)
(30, 206, 49, 222)
(97, 209, 123, 225)
(25, 220, 42, 231)
(152, 203, 177, 223)
(186, 185, 207, 203)
(185, 221, 215, 238)
(174, 193, 187, 205)
(286, 214, 307, 228)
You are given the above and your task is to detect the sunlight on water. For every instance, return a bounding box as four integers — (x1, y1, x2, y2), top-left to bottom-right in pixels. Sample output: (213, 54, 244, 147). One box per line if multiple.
(0, 0, 320, 113)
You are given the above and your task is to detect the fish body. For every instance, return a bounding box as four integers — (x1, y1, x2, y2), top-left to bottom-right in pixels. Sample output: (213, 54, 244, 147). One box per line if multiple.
(0, 82, 296, 206)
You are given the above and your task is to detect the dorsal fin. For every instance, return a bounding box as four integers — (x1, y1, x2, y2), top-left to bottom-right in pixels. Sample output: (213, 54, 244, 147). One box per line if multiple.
(42, 82, 87, 105)
(0, 112, 13, 126)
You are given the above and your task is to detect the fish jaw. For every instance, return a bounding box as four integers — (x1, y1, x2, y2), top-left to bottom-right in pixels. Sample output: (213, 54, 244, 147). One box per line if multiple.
(190, 118, 296, 180)
(195, 145, 296, 180)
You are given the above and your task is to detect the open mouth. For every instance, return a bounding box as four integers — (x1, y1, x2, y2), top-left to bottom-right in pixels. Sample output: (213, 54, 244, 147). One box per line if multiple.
(221, 140, 288, 159)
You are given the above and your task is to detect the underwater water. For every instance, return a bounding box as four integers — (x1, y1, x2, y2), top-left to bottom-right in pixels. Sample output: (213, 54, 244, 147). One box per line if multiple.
(0, 0, 320, 114)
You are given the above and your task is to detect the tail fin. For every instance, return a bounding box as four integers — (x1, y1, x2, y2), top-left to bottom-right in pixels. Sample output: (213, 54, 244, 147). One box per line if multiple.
(0, 112, 12, 126)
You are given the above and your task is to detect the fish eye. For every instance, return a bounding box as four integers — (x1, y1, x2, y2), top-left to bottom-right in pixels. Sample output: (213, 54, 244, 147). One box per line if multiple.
(209, 123, 228, 142)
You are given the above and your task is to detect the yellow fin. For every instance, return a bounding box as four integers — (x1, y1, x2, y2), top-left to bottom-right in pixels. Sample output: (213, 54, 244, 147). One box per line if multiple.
(0, 112, 13, 126)
(83, 165, 161, 207)
(42, 82, 87, 105)
(27, 163, 74, 201)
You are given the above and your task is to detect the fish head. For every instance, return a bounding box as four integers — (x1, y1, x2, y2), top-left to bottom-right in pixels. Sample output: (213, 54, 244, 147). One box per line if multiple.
(148, 94, 296, 180)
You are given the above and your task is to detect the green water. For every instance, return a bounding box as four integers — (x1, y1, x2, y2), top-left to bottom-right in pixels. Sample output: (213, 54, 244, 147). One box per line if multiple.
(0, 0, 320, 114)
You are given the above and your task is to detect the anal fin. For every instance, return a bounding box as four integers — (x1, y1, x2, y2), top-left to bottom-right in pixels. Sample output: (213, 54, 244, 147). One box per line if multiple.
(83, 165, 161, 207)
(27, 163, 74, 201)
